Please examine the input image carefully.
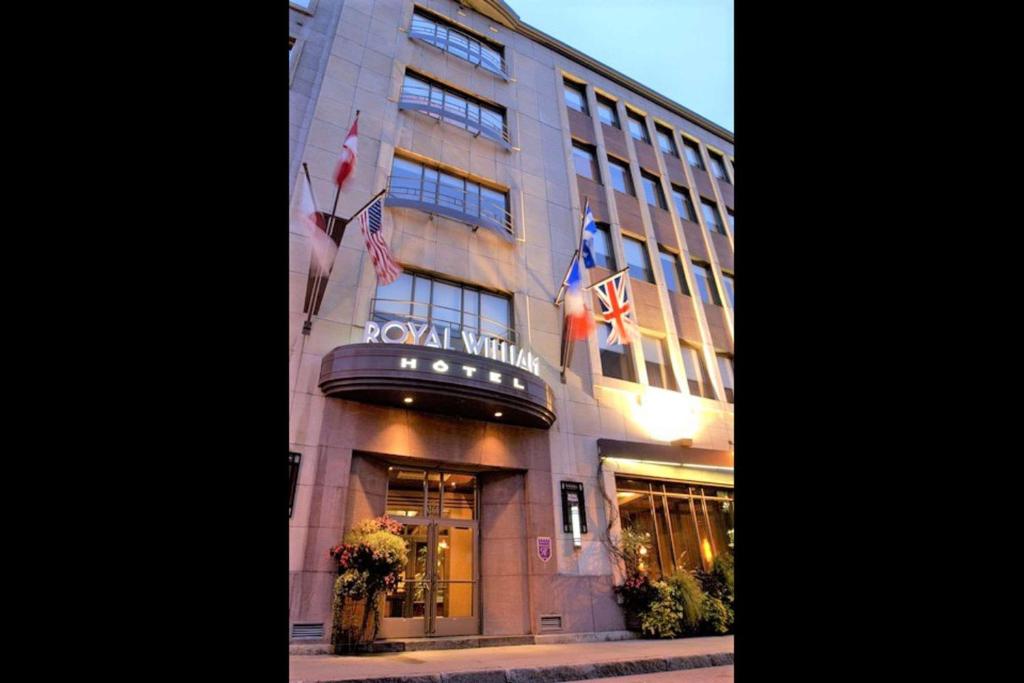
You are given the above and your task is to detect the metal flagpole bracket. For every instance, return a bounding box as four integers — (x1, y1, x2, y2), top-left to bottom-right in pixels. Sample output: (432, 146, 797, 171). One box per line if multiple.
(302, 320, 312, 336)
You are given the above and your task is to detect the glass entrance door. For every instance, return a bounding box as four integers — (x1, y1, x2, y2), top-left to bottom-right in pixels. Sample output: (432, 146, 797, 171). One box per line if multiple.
(379, 468, 480, 638)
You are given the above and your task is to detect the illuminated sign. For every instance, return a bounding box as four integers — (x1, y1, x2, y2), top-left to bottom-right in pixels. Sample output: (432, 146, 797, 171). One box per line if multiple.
(399, 356, 528, 390)
(364, 320, 541, 377)
(560, 481, 587, 547)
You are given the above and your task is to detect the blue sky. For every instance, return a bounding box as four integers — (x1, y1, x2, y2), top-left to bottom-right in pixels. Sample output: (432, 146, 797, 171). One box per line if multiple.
(510, 0, 734, 132)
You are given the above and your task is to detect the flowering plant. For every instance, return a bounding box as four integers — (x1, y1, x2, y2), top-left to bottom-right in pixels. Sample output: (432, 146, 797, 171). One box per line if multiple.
(330, 515, 408, 651)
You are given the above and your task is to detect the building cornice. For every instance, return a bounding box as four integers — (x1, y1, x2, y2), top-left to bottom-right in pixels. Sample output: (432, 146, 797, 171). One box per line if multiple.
(462, 0, 734, 144)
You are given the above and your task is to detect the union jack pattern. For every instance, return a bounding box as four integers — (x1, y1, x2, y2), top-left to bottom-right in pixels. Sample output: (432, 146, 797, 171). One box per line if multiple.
(593, 269, 639, 346)
(358, 195, 401, 286)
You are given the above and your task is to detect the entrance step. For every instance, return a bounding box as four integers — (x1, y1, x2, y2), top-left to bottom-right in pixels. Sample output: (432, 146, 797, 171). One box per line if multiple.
(290, 631, 642, 655)
(369, 634, 535, 652)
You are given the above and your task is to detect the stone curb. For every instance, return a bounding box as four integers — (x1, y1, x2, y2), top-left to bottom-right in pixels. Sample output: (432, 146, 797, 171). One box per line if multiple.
(293, 650, 734, 683)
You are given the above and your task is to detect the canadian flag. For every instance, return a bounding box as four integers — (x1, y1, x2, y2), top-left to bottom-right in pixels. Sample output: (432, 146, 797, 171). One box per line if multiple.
(334, 115, 358, 188)
(294, 172, 338, 275)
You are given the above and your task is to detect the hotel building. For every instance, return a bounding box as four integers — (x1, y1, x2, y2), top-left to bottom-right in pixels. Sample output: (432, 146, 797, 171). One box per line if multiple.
(289, 0, 734, 645)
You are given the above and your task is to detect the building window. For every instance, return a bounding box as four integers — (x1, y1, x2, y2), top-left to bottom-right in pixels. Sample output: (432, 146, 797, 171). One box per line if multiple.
(655, 125, 678, 157)
(572, 142, 600, 182)
(659, 248, 689, 296)
(616, 476, 733, 576)
(682, 139, 704, 170)
(386, 468, 477, 519)
(598, 322, 636, 382)
(370, 270, 514, 350)
(708, 152, 730, 184)
(701, 199, 725, 235)
(607, 157, 634, 195)
(410, 10, 506, 77)
(592, 223, 616, 270)
(388, 155, 510, 234)
(564, 79, 588, 114)
(680, 344, 716, 399)
(400, 72, 508, 145)
(290, 0, 316, 15)
(726, 208, 734, 235)
(289, 37, 302, 86)
(626, 110, 650, 143)
(622, 235, 654, 283)
(640, 172, 667, 210)
(671, 185, 696, 222)
(690, 261, 722, 306)
(721, 272, 734, 308)
(642, 336, 678, 391)
(289, 452, 301, 518)
(716, 354, 734, 403)
(596, 95, 619, 128)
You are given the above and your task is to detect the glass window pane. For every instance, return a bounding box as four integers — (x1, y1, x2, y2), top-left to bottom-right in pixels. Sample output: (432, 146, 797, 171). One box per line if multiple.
(656, 128, 677, 156)
(373, 272, 413, 321)
(386, 468, 425, 517)
(692, 262, 722, 306)
(608, 160, 633, 195)
(683, 140, 704, 169)
(717, 355, 734, 403)
(564, 83, 587, 113)
(480, 292, 510, 339)
(622, 236, 653, 283)
(666, 496, 703, 572)
(442, 473, 476, 519)
(598, 323, 636, 382)
(431, 281, 462, 328)
(627, 114, 649, 142)
(439, 172, 464, 213)
(701, 200, 723, 233)
(642, 175, 665, 209)
(642, 336, 672, 391)
(709, 154, 729, 182)
(572, 144, 597, 180)
(592, 225, 615, 270)
(383, 523, 430, 618)
(726, 209, 735, 234)
(597, 98, 618, 127)
(480, 187, 506, 228)
(447, 31, 470, 60)
(412, 275, 431, 322)
(616, 491, 662, 580)
(721, 273, 735, 308)
(672, 187, 695, 221)
(659, 252, 679, 293)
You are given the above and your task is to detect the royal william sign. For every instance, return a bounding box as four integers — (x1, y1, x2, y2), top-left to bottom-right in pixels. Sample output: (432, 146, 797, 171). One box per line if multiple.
(363, 320, 542, 377)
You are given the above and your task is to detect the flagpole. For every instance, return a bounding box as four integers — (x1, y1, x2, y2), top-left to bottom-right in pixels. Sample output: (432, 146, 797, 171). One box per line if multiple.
(345, 187, 388, 223)
(303, 110, 359, 335)
(301, 162, 326, 336)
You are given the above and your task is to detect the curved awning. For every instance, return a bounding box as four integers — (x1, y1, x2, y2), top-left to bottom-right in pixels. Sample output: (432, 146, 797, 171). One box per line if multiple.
(319, 343, 556, 429)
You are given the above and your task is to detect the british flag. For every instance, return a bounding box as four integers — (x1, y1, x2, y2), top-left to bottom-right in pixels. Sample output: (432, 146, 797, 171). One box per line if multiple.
(592, 269, 639, 346)
(357, 193, 401, 286)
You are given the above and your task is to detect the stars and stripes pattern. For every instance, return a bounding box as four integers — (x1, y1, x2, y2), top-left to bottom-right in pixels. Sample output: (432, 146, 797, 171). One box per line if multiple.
(357, 194, 401, 286)
(593, 269, 639, 346)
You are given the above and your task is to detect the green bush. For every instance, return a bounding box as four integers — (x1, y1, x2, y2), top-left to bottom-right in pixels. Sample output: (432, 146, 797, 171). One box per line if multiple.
(699, 594, 731, 635)
(640, 570, 704, 638)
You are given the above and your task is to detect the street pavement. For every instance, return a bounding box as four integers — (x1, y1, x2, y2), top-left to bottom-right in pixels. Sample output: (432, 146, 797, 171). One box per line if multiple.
(577, 665, 734, 682)
(289, 635, 733, 681)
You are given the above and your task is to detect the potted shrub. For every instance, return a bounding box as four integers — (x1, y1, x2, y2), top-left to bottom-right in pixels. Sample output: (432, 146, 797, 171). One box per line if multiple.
(328, 515, 407, 653)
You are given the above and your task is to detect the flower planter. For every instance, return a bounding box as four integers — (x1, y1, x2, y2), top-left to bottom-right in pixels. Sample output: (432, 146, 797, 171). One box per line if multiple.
(333, 596, 379, 654)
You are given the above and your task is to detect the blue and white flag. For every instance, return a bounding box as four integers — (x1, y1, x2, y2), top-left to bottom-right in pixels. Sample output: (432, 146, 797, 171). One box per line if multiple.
(579, 199, 598, 269)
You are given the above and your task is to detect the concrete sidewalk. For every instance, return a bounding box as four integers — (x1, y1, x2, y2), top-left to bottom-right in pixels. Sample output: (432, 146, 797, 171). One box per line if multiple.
(289, 635, 733, 682)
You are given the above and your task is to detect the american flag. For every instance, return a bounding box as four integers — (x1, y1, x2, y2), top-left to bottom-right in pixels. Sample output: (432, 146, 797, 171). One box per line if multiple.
(357, 193, 401, 286)
(593, 269, 639, 346)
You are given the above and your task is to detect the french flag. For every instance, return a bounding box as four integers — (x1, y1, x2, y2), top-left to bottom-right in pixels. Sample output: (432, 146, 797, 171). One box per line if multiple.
(564, 253, 594, 340)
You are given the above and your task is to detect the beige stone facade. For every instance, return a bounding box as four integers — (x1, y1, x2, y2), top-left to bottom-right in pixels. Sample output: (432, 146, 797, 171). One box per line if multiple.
(289, 0, 734, 643)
